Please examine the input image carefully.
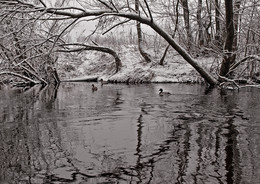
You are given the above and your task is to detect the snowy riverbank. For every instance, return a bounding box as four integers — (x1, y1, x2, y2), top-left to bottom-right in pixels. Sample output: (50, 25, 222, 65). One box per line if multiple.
(58, 45, 217, 83)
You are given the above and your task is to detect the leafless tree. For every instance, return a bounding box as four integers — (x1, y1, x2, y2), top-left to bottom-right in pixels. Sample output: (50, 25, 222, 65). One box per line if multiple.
(1, 0, 259, 88)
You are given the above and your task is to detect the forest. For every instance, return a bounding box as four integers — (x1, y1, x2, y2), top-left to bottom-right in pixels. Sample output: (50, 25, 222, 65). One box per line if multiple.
(0, 0, 259, 88)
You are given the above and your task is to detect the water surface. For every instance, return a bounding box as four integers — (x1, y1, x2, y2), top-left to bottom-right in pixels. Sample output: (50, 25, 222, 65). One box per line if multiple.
(0, 83, 259, 184)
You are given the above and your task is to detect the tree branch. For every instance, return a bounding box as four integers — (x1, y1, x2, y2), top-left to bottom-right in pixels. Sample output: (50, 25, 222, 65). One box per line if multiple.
(0, 1, 218, 85)
(217, 73, 240, 90)
(0, 71, 39, 84)
(102, 19, 131, 35)
(228, 55, 260, 74)
(21, 66, 48, 85)
(97, 0, 114, 11)
(49, 18, 79, 53)
(38, 0, 46, 7)
(110, 0, 118, 12)
(143, 0, 153, 22)
(57, 43, 122, 72)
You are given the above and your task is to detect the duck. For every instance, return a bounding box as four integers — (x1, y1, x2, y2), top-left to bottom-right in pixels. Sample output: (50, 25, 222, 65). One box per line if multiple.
(92, 84, 98, 91)
(159, 88, 171, 96)
(100, 78, 109, 86)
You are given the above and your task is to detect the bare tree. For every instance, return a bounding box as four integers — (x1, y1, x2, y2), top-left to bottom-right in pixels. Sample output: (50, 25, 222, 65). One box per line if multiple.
(135, 0, 152, 63)
(0, 5, 58, 86)
(0, 0, 217, 86)
(159, 0, 180, 65)
(219, 0, 235, 77)
(214, 0, 222, 47)
(1, 0, 259, 87)
(180, 0, 193, 51)
(197, 0, 204, 47)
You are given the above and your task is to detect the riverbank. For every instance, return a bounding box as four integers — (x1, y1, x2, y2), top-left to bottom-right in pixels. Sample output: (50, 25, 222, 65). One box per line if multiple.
(58, 45, 217, 84)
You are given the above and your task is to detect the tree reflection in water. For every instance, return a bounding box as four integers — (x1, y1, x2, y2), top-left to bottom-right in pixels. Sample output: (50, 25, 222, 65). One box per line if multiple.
(0, 83, 259, 184)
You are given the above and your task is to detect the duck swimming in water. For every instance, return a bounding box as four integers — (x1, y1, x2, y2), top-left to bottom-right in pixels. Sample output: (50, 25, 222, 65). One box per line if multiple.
(100, 78, 108, 86)
(159, 88, 171, 96)
(92, 84, 98, 91)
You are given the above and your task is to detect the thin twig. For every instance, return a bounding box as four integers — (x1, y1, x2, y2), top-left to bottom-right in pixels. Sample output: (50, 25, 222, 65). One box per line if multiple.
(97, 0, 114, 10)
(228, 55, 260, 74)
(110, 0, 118, 12)
(21, 66, 48, 85)
(102, 19, 131, 35)
(48, 18, 79, 53)
(143, 0, 153, 22)
(38, 0, 46, 7)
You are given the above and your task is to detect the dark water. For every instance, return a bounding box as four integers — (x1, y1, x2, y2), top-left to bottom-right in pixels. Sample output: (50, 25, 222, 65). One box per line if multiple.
(0, 83, 259, 184)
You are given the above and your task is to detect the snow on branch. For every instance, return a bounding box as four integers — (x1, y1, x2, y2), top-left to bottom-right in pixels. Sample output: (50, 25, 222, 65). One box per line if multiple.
(0, 0, 218, 86)
(0, 71, 39, 84)
(56, 43, 122, 72)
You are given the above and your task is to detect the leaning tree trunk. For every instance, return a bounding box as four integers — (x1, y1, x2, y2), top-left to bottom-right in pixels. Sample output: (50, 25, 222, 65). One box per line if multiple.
(135, 0, 151, 63)
(1, 1, 219, 86)
(219, 0, 235, 77)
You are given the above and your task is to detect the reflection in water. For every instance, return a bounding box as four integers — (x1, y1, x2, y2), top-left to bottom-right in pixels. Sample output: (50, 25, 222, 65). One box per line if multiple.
(0, 83, 260, 184)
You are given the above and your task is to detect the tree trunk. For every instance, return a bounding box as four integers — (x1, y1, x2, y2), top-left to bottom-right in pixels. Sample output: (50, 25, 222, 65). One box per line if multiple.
(159, 0, 180, 65)
(159, 45, 170, 65)
(205, 0, 213, 44)
(148, 22, 218, 86)
(214, 0, 221, 46)
(231, 0, 242, 63)
(197, 0, 204, 47)
(181, 0, 192, 51)
(135, 0, 151, 63)
(219, 0, 235, 77)
(3, 1, 219, 86)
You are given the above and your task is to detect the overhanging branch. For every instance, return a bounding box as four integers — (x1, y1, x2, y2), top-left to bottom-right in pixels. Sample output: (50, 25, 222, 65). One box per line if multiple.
(0, 71, 39, 84)
(56, 43, 122, 72)
(0, 1, 218, 85)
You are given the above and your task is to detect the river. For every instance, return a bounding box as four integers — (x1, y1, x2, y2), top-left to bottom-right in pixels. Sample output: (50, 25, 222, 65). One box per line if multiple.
(0, 83, 259, 184)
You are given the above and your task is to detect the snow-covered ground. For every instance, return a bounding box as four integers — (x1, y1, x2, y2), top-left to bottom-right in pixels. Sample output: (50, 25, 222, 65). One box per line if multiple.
(58, 45, 217, 83)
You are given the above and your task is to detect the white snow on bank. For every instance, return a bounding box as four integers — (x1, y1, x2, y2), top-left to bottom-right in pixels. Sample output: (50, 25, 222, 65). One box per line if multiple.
(58, 45, 216, 83)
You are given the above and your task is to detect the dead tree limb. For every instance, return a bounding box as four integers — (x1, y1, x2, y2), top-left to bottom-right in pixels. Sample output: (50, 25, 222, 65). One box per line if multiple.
(1, 0, 218, 86)
(217, 73, 240, 90)
(21, 66, 48, 85)
(0, 71, 39, 84)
